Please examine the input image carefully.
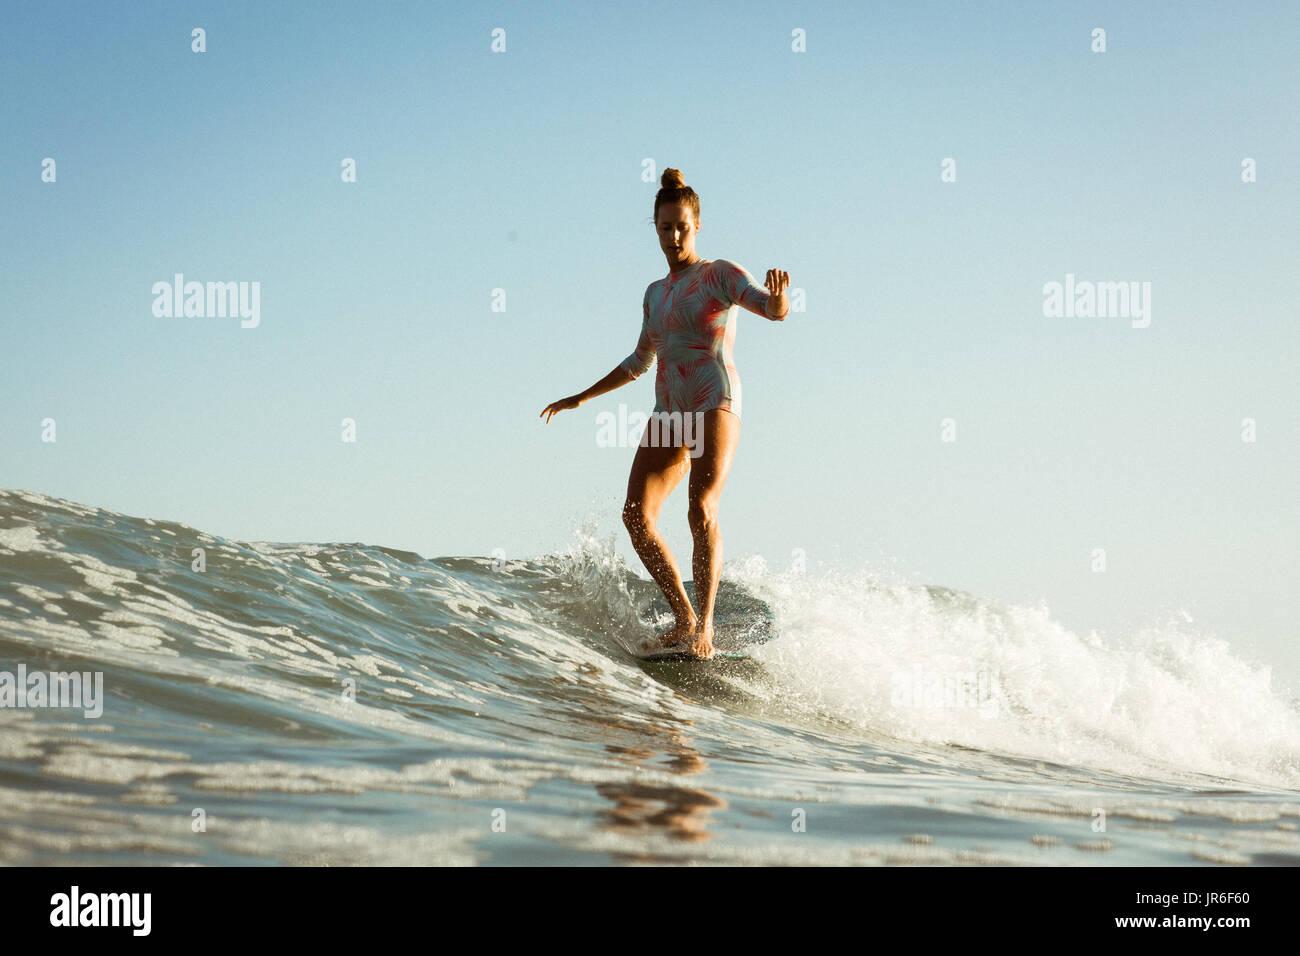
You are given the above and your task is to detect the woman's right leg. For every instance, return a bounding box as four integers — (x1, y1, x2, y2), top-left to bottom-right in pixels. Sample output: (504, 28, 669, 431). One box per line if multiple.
(623, 424, 695, 645)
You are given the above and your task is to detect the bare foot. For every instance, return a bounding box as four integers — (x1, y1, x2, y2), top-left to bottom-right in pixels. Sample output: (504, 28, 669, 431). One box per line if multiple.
(682, 623, 715, 659)
(644, 622, 715, 659)
(641, 619, 698, 653)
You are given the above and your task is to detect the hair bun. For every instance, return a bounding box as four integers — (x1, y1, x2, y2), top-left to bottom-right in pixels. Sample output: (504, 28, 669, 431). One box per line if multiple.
(661, 167, 687, 189)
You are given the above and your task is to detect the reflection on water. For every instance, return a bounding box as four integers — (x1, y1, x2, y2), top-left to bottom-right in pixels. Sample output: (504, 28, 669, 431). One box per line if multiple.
(596, 781, 726, 844)
(598, 718, 724, 844)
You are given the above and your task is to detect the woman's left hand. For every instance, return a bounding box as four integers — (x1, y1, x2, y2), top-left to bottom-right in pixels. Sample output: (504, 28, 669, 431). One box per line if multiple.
(765, 269, 790, 319)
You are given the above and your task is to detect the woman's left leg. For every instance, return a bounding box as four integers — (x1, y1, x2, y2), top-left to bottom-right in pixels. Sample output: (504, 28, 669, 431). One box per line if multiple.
(686, 408, 741, 654)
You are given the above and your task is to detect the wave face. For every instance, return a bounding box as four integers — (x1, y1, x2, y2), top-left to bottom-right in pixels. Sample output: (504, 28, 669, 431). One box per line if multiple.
(2, 486, 1299, 866)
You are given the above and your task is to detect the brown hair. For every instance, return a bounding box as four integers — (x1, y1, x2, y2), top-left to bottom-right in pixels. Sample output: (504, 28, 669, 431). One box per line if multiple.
(652, 167, 701, 226)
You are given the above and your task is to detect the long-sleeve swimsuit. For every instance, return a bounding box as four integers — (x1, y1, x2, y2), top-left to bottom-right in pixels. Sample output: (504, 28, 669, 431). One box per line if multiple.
(619, 258, 771, 421)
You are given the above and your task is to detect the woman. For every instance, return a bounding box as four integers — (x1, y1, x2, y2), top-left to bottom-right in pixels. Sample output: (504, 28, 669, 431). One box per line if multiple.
(541, 168, 789, 659)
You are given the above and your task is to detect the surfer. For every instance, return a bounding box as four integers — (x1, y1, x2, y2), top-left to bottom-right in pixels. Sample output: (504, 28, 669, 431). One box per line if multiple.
(541, 168, 789, 659)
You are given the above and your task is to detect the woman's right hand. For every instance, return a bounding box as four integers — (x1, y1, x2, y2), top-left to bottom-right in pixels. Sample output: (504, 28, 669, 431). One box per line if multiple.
(540, 395, 582, 423)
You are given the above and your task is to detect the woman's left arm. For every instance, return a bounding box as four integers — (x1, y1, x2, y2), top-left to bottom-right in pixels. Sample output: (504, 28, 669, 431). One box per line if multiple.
(715, 259, 789, 321)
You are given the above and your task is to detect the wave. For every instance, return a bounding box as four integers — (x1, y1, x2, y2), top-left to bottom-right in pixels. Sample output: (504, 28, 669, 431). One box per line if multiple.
(1, 486, 1298, 796)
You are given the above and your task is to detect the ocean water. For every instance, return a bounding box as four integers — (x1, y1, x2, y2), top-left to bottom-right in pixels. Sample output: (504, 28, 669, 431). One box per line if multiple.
(1, 487, 1298, 866)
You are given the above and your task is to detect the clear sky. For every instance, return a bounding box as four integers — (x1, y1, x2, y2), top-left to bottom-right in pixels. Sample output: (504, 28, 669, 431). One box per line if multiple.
(3, 1, 1297, 685)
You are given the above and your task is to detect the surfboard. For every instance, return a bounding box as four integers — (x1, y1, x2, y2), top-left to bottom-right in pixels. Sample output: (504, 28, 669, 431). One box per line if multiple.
(630, 579, 774, 663)
(636, 646, 751, 662)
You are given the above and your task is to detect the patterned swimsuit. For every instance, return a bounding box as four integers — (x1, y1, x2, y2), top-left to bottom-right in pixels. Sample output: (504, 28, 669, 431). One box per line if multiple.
(619, 258, 772, 421)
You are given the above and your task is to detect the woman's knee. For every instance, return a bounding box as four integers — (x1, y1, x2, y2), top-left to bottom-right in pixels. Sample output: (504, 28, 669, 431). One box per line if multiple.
(687, 494, 719, 534)
(623, 499, 654, 533)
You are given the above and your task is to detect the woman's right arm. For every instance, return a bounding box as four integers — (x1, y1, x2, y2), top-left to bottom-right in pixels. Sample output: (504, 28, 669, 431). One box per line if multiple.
(541, 292, 654, 423)
(540, 364, 636, 423)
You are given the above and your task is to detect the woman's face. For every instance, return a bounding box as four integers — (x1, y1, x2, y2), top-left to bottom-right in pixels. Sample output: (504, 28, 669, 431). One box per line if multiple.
(656, 203, 699, 264)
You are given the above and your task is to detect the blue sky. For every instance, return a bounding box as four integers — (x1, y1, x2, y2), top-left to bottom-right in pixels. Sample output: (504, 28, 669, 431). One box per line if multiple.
(3, 1, 1297, 684)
